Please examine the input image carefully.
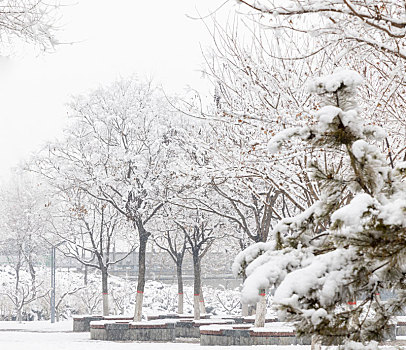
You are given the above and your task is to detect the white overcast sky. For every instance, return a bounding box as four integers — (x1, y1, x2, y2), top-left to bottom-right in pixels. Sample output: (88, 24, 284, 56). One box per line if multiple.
(0, 0, 237, 180)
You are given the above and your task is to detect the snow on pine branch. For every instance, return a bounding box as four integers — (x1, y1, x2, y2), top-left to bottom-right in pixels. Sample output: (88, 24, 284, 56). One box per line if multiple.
(307, 69, 363, 94)
(332, 191, 406, 237)
(274, 247, 357, 325)
(268, 69, 385, 154)
(232, 241, 274, 277)
(267, 127, 310, 153)
(241, 247, 313, 304)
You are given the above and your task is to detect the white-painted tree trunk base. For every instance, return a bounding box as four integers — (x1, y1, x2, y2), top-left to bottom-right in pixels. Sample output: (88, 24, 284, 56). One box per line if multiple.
(102, 293, 109, 316)
(134, 292, 144, 322)
(194, 295, 200, 320)
(199, 298, 206, 314)
(199, 287, 206, 314)
(254, 295, 266, 327)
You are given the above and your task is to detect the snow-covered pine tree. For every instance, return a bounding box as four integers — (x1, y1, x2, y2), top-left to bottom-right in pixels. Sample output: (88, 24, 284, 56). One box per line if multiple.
(233, 69, 406, 348)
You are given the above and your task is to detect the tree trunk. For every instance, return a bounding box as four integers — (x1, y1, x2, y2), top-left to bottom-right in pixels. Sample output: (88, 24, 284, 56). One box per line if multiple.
(27, 254, 37, 298)
(101, 267, 109, 316)
(16, 307, 22, 323)
(254, 289, 266, 327)
(134, 231, 148, 322)
(192, 252, 201, 320)
(15, 254, 22, 323)
(249, 305, 256, 316)
(84, 264, 88, 285)
(176, 262, 184, 314)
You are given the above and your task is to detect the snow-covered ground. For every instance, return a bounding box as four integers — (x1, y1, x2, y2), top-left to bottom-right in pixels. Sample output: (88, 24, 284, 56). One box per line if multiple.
(0, 320, 310, 350)
(1, 320, 405, 349)
(0, 320, 72, 332)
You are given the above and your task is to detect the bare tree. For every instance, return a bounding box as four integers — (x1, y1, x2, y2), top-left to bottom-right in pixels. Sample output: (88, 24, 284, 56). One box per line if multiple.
(175, 211, 220, 320)
(48, 191, 137, 316)
(236, 0, 406, 60)
(0, 172, 50, 321)
(0, 0, 59, 52)
(153, 205, 188, 314)
(154, 227, 187, 314)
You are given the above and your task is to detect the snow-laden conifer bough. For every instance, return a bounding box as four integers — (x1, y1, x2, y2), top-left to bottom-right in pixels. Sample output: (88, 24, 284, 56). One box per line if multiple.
(233, 68, 406, 350)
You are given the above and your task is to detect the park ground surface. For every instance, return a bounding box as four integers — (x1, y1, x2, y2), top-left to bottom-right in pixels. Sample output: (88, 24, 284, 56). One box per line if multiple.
(0, 320, 405, 349)
(0, 320, 307, 350)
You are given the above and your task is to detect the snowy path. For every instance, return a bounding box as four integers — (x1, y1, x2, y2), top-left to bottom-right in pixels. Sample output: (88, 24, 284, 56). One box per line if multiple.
(0, 320, 310, 350)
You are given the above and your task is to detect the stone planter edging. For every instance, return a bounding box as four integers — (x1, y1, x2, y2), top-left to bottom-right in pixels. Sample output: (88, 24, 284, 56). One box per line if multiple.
(73, 315, 104, 332)
(175, 319, 235, 338)
(73, 315, 133, 332)
(90, 320, 176, 342)
(200, 323, 311, 346)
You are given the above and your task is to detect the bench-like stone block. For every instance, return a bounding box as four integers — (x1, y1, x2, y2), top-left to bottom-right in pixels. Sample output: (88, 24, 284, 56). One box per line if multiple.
(73, 315, 103, 332)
